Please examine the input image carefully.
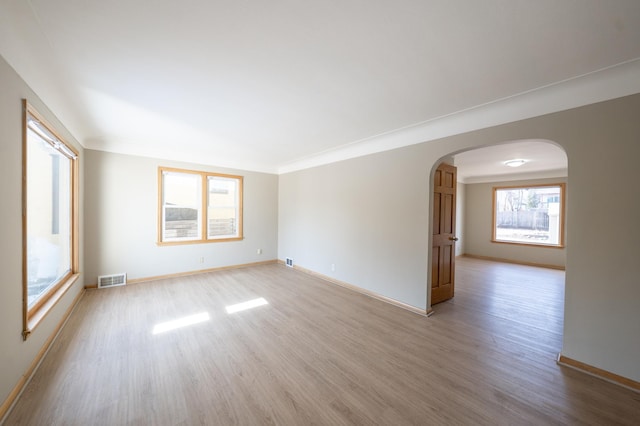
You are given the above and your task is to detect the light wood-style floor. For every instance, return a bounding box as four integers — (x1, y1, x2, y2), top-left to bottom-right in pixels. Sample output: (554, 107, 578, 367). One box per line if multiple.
(5, 257, 640, 425)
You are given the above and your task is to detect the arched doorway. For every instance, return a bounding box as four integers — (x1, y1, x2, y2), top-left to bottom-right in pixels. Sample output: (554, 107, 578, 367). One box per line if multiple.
(428, 139, 568, 313)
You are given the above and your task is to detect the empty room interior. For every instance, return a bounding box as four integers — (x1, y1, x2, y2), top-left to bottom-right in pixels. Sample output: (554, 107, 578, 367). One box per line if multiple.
(2, 1, 640, 424)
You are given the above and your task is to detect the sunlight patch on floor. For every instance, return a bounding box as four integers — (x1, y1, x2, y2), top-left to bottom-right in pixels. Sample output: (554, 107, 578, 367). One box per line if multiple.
(225, 297, 268, 314)
(152, 312, 210, 334)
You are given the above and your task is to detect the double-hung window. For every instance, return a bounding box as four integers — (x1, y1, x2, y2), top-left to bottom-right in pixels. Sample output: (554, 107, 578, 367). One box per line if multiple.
(23, 100, 79, 339)
(159, 167, 243, 244)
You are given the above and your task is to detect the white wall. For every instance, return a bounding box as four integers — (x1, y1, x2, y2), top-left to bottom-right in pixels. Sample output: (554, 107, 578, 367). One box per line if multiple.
(455, 182, 465, 256)
(279, 147, 431, 309)
(0, 56, 85, 409)
(464, 177, 567, 268)
(279, 94, 640, 382)
(84, 150, 278, 283)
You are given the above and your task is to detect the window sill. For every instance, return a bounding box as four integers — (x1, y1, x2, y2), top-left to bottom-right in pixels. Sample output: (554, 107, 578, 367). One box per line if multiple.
(491, 239, 565, 249)
(23, 273, 80, 341)
(157, 237, 244, 246)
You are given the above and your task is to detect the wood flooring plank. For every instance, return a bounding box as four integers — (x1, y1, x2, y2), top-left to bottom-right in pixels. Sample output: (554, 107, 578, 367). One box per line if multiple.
(4, 259, 640, 425)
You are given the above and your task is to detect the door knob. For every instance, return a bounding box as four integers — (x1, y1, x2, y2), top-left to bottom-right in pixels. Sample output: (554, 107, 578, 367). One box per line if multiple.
(449, 237, 459, 241)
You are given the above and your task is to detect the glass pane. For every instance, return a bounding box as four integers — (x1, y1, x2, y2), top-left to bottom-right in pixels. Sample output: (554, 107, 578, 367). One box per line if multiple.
(26, 129, 71, 307)
(494, 186, 562, 245)
(208, 176, 238, 239)
(163, 172, 201, 241)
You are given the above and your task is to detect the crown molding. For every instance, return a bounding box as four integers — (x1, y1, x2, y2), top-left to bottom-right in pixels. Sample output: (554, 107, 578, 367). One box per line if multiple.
(277, 58, 640, 175)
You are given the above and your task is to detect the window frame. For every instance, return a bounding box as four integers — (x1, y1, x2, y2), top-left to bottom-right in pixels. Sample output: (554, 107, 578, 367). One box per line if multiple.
(22, 100, 80, 340)
(157, 167, 243, 245)
(491, 183, 566, 248)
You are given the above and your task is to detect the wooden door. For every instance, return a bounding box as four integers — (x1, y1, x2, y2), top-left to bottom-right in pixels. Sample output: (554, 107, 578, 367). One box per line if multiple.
(432, 163, 457, 305)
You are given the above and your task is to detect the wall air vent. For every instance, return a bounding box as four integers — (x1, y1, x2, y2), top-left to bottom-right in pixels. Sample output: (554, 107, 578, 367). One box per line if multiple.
(98, 273, 127, 288)
(285, 258, 294, 268)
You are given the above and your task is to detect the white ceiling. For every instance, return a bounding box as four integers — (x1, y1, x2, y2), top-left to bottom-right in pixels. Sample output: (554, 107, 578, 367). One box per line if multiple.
(453, 140, 567, 183)
(1, 0, 639, 175)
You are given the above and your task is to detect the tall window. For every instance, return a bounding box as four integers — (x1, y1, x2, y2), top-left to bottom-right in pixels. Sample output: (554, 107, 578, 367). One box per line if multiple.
(492, 184, 565, 247)
(23, 100, 79, 340)
(159, 167, 243, 244)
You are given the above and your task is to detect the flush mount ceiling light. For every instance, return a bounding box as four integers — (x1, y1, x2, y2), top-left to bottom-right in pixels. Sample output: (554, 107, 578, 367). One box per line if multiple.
(504, 159, 527, 168)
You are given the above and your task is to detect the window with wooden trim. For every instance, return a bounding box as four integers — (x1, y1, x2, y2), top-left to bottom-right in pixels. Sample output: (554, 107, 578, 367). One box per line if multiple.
(492, 183, 565, 247)
(158, 167, 243, 244)
(23, 100, 79, 340)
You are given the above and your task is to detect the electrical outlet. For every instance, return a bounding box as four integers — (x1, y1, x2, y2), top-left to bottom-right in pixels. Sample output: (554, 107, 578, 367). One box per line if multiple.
(331, 263, 335, 272)
(199, 257, 204, 263)
(257, 248, 262, 254)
